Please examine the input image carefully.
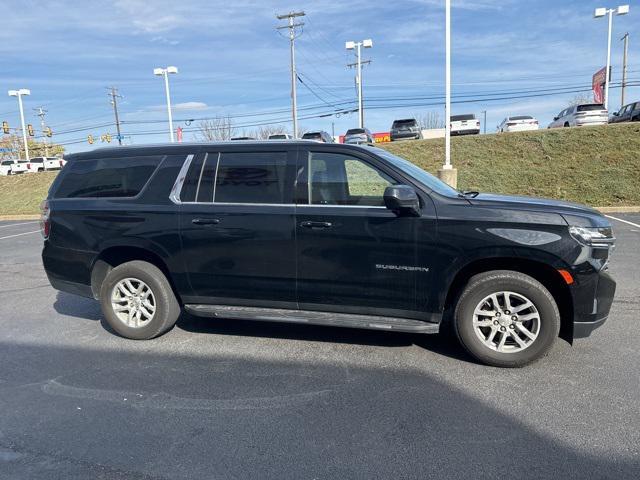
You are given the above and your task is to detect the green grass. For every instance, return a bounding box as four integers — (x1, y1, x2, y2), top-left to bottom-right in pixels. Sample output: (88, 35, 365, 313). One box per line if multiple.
(382, 122, 640, 206)
(0, 172, 58, 215)
(1, 123, 639, 215)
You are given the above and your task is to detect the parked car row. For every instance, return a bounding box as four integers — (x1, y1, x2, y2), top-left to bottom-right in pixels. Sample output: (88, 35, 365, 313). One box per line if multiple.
(0, 157, 65, 175)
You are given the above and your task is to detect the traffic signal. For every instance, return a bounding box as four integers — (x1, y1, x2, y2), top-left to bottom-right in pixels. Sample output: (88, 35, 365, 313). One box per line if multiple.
(87, 134, 94, 144)
(27, 124, 34, 136)
(2, 121, 8, 134)
(44, 127, 52, 137)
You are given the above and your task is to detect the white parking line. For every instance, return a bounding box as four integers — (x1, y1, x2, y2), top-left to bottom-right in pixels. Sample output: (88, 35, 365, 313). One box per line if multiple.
(0, 221, 38, 229)
(606, 215, 640, 229)
(0, 230, 41, 241)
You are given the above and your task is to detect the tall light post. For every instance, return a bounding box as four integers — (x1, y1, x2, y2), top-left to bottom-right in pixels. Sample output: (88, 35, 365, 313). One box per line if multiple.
(346, 39, 373, 128)
(154, 66, 178, 142)
(594, 5, 629, 110)
(437, 0, 457, 187)
(8, 89, 31, 160)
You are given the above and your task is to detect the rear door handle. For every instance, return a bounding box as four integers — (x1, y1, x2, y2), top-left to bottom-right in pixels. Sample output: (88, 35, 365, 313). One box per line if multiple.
(300, 221, 332, 229)
(192, 218, 220, 226)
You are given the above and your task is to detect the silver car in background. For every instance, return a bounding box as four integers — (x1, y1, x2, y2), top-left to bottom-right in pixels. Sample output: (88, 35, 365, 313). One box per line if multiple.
(344, 128, 374, 144)
(548, 104, 608, 128)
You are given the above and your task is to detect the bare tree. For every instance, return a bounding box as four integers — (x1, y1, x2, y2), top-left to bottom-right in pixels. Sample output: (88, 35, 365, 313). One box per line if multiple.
(195, 116, 236, 141)
(414, 111, 445, 129)
(566, 94, 594, 107)
(256, 124, 289, 139)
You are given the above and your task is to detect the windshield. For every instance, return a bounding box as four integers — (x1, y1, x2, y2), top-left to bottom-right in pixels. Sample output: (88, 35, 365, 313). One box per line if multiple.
(370, 147, 460, 197)
(302, 132, 321, 139)
(577, 104, 605, 112)
(1, 160, 13, 165)
(451, 114, 475, 121)
(392, 120, 416, 127)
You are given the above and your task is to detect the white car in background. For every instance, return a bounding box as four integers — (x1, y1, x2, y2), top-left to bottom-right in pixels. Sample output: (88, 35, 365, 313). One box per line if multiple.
(450, 114, 480, 135)
(497, 115, 539, 132)
(25, 157, 65, 173)
(0, 159, 28, 175)
(548, 104, 608, 128)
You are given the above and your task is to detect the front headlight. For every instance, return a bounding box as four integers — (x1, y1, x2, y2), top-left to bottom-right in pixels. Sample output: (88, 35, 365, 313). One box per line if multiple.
(569, 226, 615, 248)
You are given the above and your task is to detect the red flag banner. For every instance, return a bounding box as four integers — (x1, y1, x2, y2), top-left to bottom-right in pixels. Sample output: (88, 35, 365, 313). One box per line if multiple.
(592, 67, 607, 104)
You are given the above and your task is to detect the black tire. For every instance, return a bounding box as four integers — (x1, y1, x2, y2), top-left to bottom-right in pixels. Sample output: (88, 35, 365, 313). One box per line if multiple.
(564, 122, 570, 128)
(99, 260, 180, 340)
(453, 270, 560, 368)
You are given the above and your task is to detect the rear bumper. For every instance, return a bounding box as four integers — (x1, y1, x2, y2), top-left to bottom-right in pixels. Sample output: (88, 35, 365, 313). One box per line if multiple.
(42, 242, 96, 298)
(451, 129, 480, 136)
(570, 269, 616, 339)
(391, 132, 420, 140)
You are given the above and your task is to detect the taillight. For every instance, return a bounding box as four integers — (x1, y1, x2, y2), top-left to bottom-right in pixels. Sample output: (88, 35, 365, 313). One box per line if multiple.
(40, 200, 50, 239)
(59, 160, 63, 167)
(27, 163, 31, 169)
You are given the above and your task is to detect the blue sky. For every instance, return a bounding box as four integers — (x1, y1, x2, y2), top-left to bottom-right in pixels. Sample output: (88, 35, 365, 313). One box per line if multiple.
(0, 0, 638, 153)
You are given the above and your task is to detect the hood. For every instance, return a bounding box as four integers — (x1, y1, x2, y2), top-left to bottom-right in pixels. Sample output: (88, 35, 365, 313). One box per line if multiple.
(469, 193, 608, 227)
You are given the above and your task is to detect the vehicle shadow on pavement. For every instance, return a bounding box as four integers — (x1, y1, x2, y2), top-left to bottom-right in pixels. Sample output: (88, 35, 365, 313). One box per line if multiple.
(53, 291, 474, 363)
(0, 340, 637, 479)
(177, 310, 474, 363)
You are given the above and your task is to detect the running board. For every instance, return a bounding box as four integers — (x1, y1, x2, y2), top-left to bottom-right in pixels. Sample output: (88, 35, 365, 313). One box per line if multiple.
(184, 304, 440, 334)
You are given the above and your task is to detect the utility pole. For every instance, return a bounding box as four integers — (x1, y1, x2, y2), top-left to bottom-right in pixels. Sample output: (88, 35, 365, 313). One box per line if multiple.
(276, 11, 305, 139)
(346, 48, 372, 128)
(34, 107, 49, 156)
(481, 110, 487, 134)
(107, 87, 123, 146)
(620, 32, 629, 108)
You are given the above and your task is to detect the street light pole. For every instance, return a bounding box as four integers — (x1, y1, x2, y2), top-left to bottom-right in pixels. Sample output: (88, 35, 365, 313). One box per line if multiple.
(437, 0, 457, 187)
(154, 66, 178, 142)
(594, 5, 630, 110)
(8, 89, 31, 161)
(444, 0, 451, 169)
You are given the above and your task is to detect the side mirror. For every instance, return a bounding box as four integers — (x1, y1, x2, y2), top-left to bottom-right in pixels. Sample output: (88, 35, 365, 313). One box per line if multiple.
(553, 116, 559, 121)
(384, 185, 420, 217)
(612, 112, 619, 116)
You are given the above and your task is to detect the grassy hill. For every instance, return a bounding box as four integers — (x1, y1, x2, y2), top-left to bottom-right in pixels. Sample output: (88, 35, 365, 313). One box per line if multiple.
(382, 122, 640, 206)
(1, 123, 638, 216)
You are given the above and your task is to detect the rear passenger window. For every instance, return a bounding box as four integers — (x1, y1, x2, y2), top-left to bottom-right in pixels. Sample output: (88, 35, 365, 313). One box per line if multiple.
(54, 156, 161, 198)
(213, 152, 290, 204)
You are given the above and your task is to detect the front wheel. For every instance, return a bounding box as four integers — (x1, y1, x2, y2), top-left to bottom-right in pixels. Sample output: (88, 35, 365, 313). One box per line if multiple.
(99, 260, 180, 339)
(454, 270, 560, 367)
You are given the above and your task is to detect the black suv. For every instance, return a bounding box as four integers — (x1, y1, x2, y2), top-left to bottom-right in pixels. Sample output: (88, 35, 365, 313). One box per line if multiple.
(41, 142, 616, 367)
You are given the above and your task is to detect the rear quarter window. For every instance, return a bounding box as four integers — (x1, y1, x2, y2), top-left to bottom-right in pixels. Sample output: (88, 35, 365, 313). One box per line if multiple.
(52, 155, 162, 198)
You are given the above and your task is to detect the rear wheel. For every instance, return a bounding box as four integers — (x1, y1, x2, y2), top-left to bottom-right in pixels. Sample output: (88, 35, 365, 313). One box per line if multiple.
(564, 122, 570, 128)
(99, 260, 180, 339)
(454, 270, 560, 367)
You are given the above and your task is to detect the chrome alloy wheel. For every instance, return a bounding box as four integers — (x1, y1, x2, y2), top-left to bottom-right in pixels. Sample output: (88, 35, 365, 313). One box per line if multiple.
(111, 278, 156, 328)
(472, 291, 540, 353)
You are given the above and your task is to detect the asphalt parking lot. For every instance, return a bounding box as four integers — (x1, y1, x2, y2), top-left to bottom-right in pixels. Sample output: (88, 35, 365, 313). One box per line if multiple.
(0, 214, 639, 479)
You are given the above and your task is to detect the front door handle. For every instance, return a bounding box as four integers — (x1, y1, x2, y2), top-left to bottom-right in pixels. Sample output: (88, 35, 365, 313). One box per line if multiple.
(300, 221, 332, 229)
(192, 218, 220, 226)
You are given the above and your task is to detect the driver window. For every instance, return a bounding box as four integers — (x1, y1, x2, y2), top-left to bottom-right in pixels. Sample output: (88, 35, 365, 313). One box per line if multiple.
(308, 152, 396, 206)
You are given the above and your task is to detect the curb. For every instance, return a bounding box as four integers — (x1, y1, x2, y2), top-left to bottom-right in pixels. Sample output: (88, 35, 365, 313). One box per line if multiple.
(596, 206, 640, 213)
(0, 215, 40, 221)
